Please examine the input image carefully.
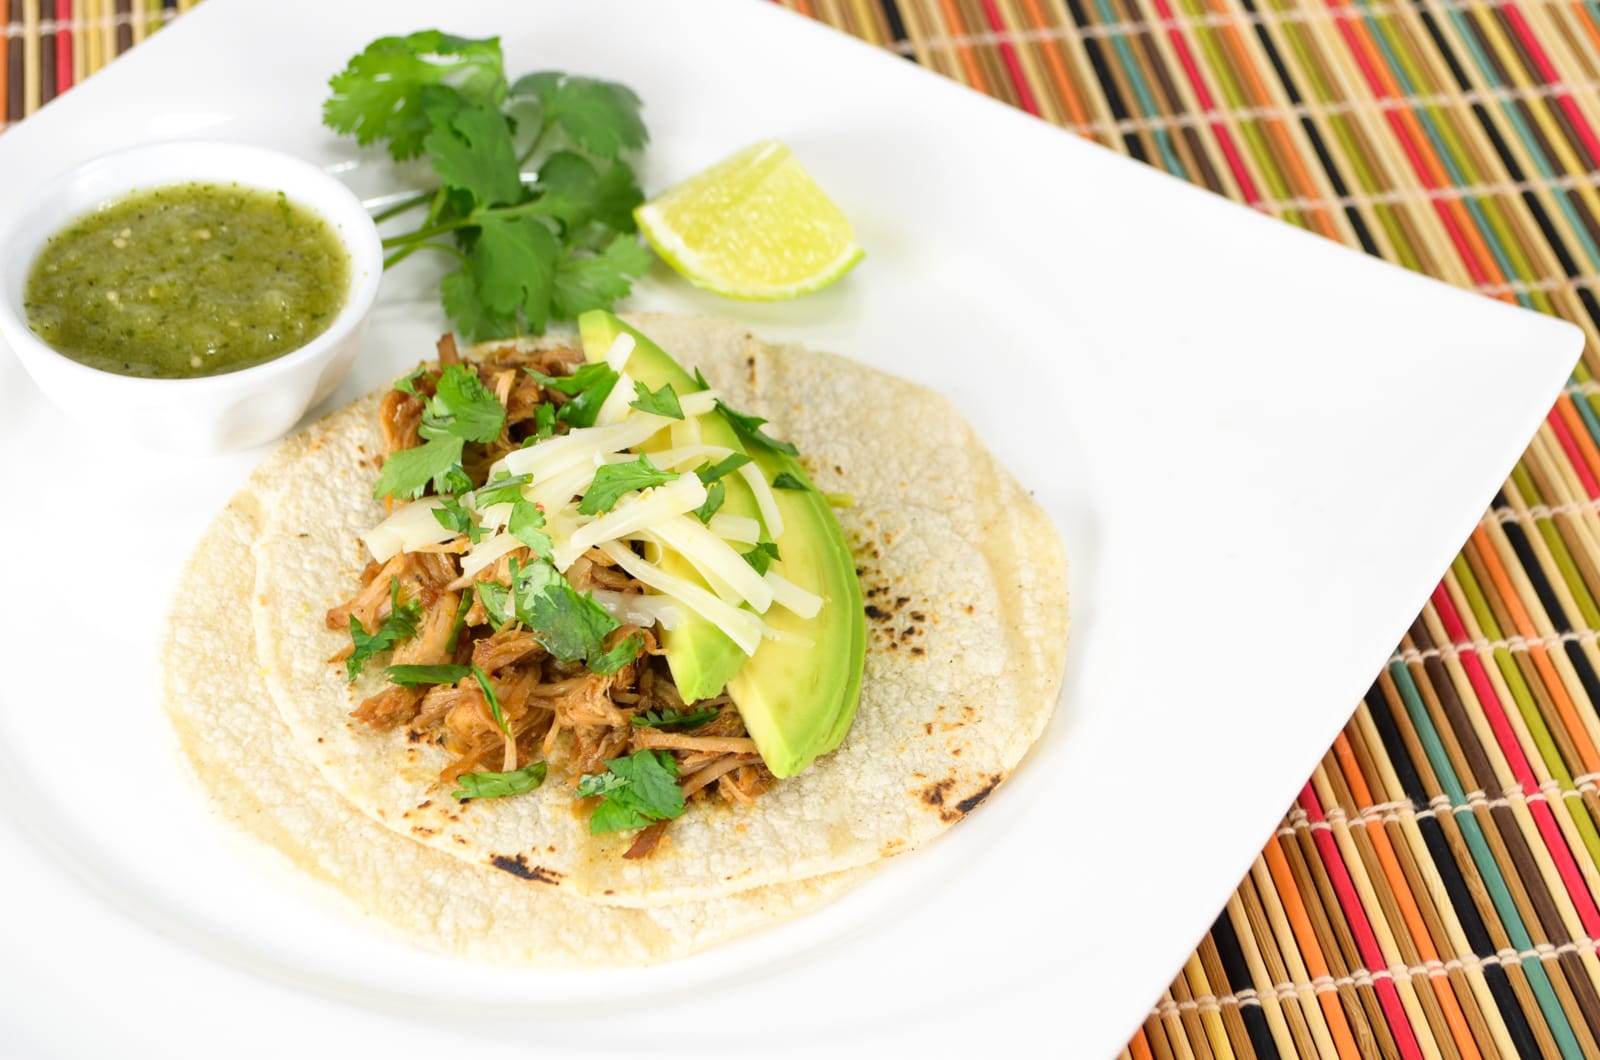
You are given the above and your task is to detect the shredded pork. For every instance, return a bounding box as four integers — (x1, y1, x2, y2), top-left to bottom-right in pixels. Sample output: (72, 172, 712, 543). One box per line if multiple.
(330, 339, 773, 858)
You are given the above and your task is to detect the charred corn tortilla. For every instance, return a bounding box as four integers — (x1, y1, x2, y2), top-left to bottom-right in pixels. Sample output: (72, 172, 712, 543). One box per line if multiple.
(165, 490, 868, 965)
(247, 314, 1068, 908)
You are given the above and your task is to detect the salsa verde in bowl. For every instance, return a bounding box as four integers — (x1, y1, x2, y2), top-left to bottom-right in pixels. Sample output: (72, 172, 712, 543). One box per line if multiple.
(0, 140, 382, 452)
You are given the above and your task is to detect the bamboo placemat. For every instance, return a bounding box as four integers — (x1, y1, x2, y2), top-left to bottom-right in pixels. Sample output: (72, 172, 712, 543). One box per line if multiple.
(9, 1, 1600, 1056)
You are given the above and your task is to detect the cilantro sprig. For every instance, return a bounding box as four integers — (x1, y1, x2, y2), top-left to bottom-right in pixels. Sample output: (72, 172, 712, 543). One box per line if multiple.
(452, 761, 548, 801)
(374, 362, 507, 501)
(347, 579, 422, 681)
(577, 750, 685, 834)
(325, 32, 652, 341)
(578, 455, 678, 515)
(630, 707, 719, 730)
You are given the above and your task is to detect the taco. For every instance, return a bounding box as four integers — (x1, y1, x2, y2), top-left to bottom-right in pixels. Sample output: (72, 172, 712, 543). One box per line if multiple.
(245, 312, 1067, 907)
(164, 491, 869, 966)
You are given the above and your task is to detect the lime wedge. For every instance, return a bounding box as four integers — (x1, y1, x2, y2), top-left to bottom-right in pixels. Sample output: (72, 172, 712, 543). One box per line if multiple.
(635, 140, 863, 301)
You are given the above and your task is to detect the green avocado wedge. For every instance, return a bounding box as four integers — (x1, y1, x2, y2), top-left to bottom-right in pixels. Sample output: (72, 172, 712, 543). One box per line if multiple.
(578, 311, 762, 702)
(726, 453, 866, 778)
(576, 311, 866, 778)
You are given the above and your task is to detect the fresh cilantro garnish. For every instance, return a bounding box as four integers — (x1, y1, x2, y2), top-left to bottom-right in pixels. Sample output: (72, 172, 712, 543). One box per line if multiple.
(630, 707, 719, 730)
(695, 453, 751, 483)
(385, 663, 471, 687)
(714, 400, 799, 456)
(346, 579, 422, 681)
(511, 559, 620, 662)
(578, 455, 677, 515)
(527, 362, 619, 428)
(589, 634, 643, 675)
(427, 363, 506, 442)
(772, 471, 809, 490)
(509, 72, 647, 160)
(394, 365, 429, 396)
(576, 750, 685, 834)
(689, 453, 748, 523)
(445, 586, 474, 654)
(530, 402, 557, 440)
(325, 35, 651, 340)
(372, 434, 466, 502)
(477, 580, 512, 629)
(431, 495, 487, 543)
(471, 472, 531, 508)
(552, 235, 654, 320)
(508, 500, 553, 558)
(692, 480, 725, 524)
(629, 380, 683, 419)
(452, 761, 548, 801)
(471, 663, 507, 733)
(373, 363, 508, 501)
(323, 31, 506, 160)
(742, 541, 781, 574)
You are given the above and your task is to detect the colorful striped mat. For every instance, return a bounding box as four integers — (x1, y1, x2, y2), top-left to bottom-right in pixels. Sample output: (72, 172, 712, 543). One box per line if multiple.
(9, 0, 1600, 1055)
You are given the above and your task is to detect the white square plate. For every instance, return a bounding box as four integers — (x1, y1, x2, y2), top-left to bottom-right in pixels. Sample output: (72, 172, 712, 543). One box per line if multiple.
(0, 0, 1581, 1056)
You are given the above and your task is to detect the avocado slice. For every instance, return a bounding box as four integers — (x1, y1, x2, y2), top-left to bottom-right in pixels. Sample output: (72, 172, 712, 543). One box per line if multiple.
(726, 453, 866, 778)
(578, 311, 763, 701)
(576, 311, 866, 777)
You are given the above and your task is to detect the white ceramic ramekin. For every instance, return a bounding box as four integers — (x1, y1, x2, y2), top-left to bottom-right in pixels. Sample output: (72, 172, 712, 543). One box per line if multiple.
(0, 140, 383, 453)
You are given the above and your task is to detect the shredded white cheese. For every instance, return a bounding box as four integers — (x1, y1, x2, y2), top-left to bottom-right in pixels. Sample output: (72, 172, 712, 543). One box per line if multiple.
(459, 532, 524, 578)
(764, 570, 823, 619)
(595, 370, 636, 426)
(363, 496, 452, 562)
(650, 514, 774, 612)
(598, 540, 764, 655)
(603, 332, 636, 372)
(737, 461, 785, 540)
(555, 475, 708, 571)
(707, 513, 760, 543)
(590, 588, 684, 630)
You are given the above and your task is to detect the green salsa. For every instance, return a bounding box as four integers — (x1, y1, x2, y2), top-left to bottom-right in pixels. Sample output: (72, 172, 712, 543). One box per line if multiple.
(23, 182, 350, 379)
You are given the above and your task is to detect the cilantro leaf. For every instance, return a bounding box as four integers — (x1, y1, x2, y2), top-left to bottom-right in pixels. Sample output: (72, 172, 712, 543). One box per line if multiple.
(423, 100, 522, 206)
(511, 559, 619, 662)
(373, 433, 466, 501)
(323, 32, 505, 159)
(445, 586, 474, 654)
(511, 72, 647, 160)
(477, 580, 513, 629)
(576, 750, 684, 835)
(695, 453, 751, 484)
(386, 663, 471, 687)
(692, 480, 725, 524)
(428, 363, 506, 443)
(630, 707, 719, 730)
(772, 471, 809, 490)
(346, 579, 422, 681)
(441, 264, 515, 343)
(531, 402, 557, 440)
(452, 761, 548, 801)
(527, 362, 618, 428)
(534, 152, 643, 234)
(471, 472, 532, 508)
(589, 634, 643, 676)
(715, 400, 799, 456)
(432, 495, 487, 543)
(508, 500, 553, 558)
(629, 380, 683, 419)
(550, 234, 652, 321)
(578, 455, 677, 515)
(742, 541, 781, 574)
(394, 365, 429, 396)
(466, 215, 560, 338)
(471, 663, 507, 733)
